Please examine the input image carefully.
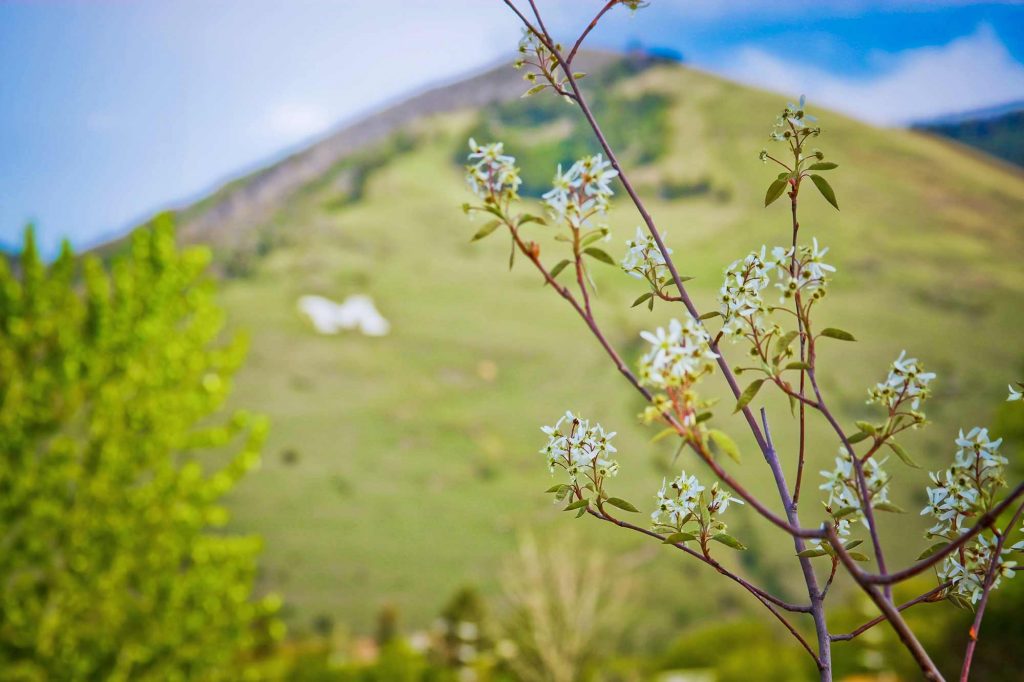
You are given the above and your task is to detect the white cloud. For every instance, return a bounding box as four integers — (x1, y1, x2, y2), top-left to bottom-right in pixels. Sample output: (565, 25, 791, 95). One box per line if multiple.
(258, 102, 331, 141)
(716, 25, 1024, 125)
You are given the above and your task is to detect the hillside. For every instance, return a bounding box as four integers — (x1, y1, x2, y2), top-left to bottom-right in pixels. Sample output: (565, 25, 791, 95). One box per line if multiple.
(171, 53, 1024, 641)
(914, 105, 1024, 169)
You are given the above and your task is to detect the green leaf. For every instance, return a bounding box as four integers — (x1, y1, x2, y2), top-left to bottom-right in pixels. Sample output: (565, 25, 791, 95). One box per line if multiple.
(734, 379, 766, 413)
(651, 428, 678, 444)
(847, 431, 871, 444)
(583, 247, 615, 265)
(564, 499, 589, 512)
(844, 539, 864, 550)
(834, 506, 859, 519)
(663, 532, 697, 544)
(917, 542, 949, 561)
(947, 593, 974, 612)
(810, 174, 839, 210)
(774, 330, 800, 357)
(785, 361, 812, 371)
(807, 162, 838, 171)
(855, 421, 877, 436)
(820, 327, 856, 342)
(606, 497, 639, 513)
(518, 214, 547, 226)
(545, 484, 569, 494)
(699, 310, 721, 321)
(707, 429, 741, 464)
(522, 84, 547, 97)
(470, 220, 502, 241)
(847, 551, 871, 562)
(632, 292, 654, 308)
(549, 259, 571, 281)
(580, 229, 608, 247)
(509, 238, 516, 270)
(765, 178, 788, 207)
(797, 548, 829, 558)
(874, 502, 905, 514)
(887, 441, 922, 468)
(712, 533, 747, 550)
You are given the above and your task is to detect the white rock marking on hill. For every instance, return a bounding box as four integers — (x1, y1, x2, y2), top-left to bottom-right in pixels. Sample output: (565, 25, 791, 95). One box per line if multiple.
(297, 294, 390, 337)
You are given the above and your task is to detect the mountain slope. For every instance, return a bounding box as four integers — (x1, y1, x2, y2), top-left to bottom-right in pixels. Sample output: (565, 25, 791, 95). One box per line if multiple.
(179, 54, 1024, 639)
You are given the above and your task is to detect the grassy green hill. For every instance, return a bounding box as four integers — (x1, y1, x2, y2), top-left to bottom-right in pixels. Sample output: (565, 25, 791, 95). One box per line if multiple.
(175, 54, 1024, 643)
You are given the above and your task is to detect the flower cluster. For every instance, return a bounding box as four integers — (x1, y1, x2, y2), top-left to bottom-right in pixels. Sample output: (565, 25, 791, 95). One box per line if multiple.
(652, 473, 742, 534)
(465, 138, 521, 203)
(922, 428, 1014, 603)
(768, 95, 820, 143)
(719, 240, 834, 339)
(939, 534, 1016, 605)
(513, 28, 571, 99)
(818, 447, 891, 524)
(621, 227, 672, 283)
(867, 351, 936, 415)
(922, 428, 1006, 538)
(541, 154, 618, 229)
(638, 317, 718, 390)
(539, 411, 619, 486)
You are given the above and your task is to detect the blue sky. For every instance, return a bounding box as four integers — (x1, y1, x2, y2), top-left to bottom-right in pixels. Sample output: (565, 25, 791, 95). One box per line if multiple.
(2, 1, 1022, 254)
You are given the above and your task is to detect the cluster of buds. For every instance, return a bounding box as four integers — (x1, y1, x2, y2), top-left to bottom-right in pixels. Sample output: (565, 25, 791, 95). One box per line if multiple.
(539, 411, 619, 488)
(513, 28, 578, 99)
(768, 95, 821, 143)
(541, 154, 618, 229)
(867, 350, 936, 423)
(621, 226, 672, 284)
(818, 447, 892, 525)
(465, 138, 521, 204)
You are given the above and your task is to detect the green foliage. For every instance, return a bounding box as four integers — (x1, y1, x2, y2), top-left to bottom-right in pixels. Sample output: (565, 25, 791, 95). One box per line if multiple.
(0, 218, 279, 680)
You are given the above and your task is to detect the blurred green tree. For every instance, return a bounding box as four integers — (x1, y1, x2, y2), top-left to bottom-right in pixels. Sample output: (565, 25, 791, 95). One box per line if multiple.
(0, 217, 281, 681)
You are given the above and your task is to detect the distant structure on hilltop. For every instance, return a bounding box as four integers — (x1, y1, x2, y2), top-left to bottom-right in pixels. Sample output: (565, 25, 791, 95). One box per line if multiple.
(626, 40, 685, 65)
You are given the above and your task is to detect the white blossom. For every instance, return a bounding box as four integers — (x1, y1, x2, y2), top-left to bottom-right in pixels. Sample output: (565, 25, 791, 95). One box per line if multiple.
(539, 411, 618, 485)
(637, 317, 717, 389)
(1009, 384, 1023, 402)
(867, 350, 936, 414)
(818, 448, 890, 526)
(465, 138, 521, 201)
(541, 154, 618, 228)
(621, 226, 671, 281)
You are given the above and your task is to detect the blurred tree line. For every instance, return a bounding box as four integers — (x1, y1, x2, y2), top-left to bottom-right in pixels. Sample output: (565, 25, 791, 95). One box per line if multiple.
(0, 218, 281, 681)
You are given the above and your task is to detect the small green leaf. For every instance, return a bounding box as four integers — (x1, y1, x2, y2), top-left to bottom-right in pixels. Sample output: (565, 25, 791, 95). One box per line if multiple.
(947, 593, 974, 612)
(632, 292, 654, 308)
(545, 484, 568, 494)
(797, 548, 829, 558)
(734, 379, 766, 413)
(834, 506, 859, 519)
(581, 231, 607, 247)
(606, 497, 639, 513)
(695, 411, 713, 424)
(663, 532, 697, 544)
(765, 178, 788, 207)
(847, 431, 871, 444)
(699, 310, 721, 321)
(712, 533, 747, 550)
(549, 259, 571, 280)
(471, 220, 502, 241)
(844, 539, 864, 550)
(774, 330, 800, 357)
(522, 84, 547, 97)
(707, 429, 741, 464)
(651, 428, 678, 444)
(807, 162, 838, 171)
(917, 542, 948, 561)
(583, 247, 615, 265)
(887, 441, 922, 468)
(847, 551, 871, 562)
(820, 327, 856, 342)
(874, 502, 905, 514)
(855, 421, 877, 436)
(564, 499, 589, 511)
(785, 361, 812, 371)
(810, 174, 839, 210)
(518, 214, 547, 227)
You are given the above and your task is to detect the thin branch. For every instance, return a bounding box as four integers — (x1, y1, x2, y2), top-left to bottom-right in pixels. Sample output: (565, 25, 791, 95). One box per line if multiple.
(959, 500, 1024, 681)
(828, 526, 944, 680)
(831, 582, 950, 642)
(567, 0, 617, 64)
